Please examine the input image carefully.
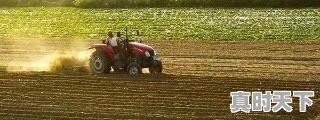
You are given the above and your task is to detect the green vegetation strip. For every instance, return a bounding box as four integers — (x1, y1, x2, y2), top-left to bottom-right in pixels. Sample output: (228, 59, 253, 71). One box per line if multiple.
(0, 7, 319, 40)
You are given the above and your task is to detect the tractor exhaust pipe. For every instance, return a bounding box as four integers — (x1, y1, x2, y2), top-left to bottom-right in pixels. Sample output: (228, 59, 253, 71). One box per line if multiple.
(125, 27, 128, 41)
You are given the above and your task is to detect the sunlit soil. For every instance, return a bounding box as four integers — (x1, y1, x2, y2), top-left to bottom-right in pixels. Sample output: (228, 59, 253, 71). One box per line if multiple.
(0, 39, 319, 119)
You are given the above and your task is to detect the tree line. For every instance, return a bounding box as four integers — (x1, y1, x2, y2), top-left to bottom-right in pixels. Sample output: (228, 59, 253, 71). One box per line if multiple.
(0, 0, 319, 8)
(0, 0, 73, 7)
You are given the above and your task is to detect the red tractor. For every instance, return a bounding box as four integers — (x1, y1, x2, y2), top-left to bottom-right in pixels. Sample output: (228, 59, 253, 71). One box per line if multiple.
(89, 29, 163, 76)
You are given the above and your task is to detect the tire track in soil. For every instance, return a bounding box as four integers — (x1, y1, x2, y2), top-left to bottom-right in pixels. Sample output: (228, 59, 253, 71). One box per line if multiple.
(0, 40, 320, 119)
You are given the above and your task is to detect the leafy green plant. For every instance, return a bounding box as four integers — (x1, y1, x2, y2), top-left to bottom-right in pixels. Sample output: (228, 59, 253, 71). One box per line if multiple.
(0, 7, 319, 40)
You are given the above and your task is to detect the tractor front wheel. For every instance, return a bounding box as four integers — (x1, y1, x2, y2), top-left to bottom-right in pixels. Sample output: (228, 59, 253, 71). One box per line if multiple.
(127, 62, 142, 77)
(149, 61, 163, 75)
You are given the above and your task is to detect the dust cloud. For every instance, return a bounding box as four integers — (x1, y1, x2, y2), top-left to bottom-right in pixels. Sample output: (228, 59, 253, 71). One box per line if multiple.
(6, 51, 92, 73)
(2, 38, 95, 73)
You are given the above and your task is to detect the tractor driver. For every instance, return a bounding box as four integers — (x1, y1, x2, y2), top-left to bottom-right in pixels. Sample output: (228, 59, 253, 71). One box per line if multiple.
(105, 31, 119, 59)
(105, 31, 119, 55)
(116, 32, 123, 45)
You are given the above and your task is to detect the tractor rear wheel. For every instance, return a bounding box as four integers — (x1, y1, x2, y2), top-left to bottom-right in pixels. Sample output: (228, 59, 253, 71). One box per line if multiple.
(90, 51, 111, 74)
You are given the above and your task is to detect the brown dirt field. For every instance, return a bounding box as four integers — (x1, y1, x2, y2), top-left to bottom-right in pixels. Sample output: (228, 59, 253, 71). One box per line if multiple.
(0, 39, 320, 119)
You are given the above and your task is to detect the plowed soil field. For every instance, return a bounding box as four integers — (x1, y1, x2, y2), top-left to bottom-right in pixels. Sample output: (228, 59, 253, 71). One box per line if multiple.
(0, 39, 320, 119)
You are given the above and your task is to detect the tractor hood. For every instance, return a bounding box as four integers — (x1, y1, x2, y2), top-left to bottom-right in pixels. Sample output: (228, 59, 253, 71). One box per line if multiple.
(129, 42, 154, 51)
(128, 42, 156, 56)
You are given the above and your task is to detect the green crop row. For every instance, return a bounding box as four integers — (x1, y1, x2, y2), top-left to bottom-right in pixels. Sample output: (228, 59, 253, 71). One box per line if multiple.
(0, 7, 319, 40)
(0, 0, 319, 8)
(73, 0, 320, 8)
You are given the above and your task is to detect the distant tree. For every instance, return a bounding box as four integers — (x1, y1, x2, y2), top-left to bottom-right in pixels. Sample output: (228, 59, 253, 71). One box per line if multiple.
(150, 0, 170, 7)
(73, 0, 105, 8)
